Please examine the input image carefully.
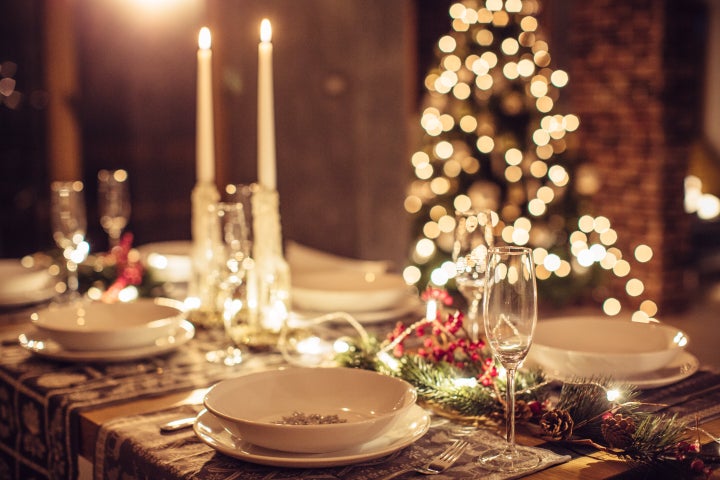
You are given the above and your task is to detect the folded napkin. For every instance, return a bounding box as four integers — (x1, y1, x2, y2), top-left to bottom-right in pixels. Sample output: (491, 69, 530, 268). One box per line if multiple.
(95, 406, 570, 480)
(286, 241, 392, 274)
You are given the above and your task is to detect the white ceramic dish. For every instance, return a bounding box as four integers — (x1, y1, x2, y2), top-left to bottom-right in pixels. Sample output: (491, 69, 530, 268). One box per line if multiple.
(18, 319, 194, 362)
(533, 350, 699, 389)
(194, 405, 430, 468)
(527, 316, 688, 379)
(623, 351, 699, 389)
(291, 271, 411, 313)
(31, 298, 185, 351)
(203, 367, 417, 454)
(0, 259, 55, 306)
(137, 241, 192, 283)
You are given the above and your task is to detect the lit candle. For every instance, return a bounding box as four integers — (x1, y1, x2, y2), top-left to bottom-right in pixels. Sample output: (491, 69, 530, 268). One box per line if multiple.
(257, 19, 276, 191)
(426, 299, 438, 321)
(196, 26, 215, 184)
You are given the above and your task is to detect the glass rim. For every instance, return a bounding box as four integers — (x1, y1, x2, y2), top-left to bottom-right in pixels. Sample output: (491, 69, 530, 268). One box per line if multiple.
(488, 246, 532, 254)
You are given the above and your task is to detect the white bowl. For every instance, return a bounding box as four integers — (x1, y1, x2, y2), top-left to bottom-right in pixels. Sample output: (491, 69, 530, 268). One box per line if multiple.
(31, 298, 185, 351)
(291, 271, 410, 312)
(0, 259, 53, 297)
(527, 316, 688, 379)
(203, 367, 417, 453)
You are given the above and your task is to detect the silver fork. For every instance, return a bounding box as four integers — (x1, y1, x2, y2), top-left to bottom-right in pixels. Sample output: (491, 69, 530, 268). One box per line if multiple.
(377, 439, 469, 480)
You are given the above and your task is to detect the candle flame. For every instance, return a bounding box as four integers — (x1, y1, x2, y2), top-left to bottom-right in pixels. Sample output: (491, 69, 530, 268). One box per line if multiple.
(198, 26, 211, 50)
(260, 19, 272, 43)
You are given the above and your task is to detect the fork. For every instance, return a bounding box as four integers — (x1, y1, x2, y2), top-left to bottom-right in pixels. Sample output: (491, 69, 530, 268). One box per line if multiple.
(377, 439, 469, 480)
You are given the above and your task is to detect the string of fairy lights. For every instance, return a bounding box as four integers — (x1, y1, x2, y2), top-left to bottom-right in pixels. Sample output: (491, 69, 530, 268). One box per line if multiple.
(401, 0, 662, 322)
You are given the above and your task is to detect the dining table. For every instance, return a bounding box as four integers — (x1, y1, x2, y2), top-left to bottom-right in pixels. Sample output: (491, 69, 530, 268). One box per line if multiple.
(1, 298, 720, 480)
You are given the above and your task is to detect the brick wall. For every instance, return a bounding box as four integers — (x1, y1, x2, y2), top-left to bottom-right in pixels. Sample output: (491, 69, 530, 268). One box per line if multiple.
(567, 0, 707, 314)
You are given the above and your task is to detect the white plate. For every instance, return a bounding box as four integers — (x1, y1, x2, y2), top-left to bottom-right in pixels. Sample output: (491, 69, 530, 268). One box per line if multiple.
(193, 404, 430, 468)
(0, 259, 55, 307)
(533, 350, 699, 389)
(621, 351, 699, 389)
(18, 319, 195, 362)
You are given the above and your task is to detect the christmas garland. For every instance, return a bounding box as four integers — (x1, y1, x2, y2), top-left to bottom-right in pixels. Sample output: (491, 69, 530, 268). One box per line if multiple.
(336, 288, 718, 477)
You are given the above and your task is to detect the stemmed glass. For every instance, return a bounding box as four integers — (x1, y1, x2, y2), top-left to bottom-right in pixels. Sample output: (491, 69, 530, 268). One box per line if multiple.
(50, 181, 89, 301)
(97, 169, 131, 249)
(452, 210, 495, 342)
(205, 201, 253, 365)
(481, 246, 540, 472)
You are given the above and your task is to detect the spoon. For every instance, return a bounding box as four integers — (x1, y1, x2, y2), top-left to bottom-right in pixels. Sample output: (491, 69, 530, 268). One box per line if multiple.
(160, 416, 197, 433)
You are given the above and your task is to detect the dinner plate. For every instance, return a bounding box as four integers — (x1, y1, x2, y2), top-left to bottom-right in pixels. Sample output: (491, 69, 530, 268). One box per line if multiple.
(622, 351, 700, 389)
(18, 319, 195, 362)
(193, 404, 430, 468)
(534, 350, 699, 389)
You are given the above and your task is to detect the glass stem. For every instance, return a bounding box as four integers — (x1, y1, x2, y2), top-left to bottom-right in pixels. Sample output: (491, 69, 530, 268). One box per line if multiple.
(468, 295, 481, 342)
(505, 366, 517, 453)
(67, 259, 79, 298)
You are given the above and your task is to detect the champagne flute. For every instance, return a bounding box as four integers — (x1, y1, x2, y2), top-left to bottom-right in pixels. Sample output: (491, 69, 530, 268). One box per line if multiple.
(50, 181, 89, 301)
(98, 169, 131, 249)
(481, 246, 540, 472)
(452, 210, 495, 342)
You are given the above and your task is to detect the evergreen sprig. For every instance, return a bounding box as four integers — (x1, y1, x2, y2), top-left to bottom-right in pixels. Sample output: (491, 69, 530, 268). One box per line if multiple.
(336, 334, 715, 474)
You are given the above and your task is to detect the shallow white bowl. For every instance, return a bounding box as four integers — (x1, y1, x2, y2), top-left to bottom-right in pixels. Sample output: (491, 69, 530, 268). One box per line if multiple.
(31, 298, 185, 351)
(204, 367, 417, 453)
(0, 259, 53, 296)
(291, 271, 410, 312)
(527, 316, 688, 379)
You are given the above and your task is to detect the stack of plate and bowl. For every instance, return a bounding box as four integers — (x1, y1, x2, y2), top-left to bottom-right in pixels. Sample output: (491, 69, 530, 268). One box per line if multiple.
(0, 258, 56, 308)
(525, 316, 695, 389)
(195, 367, 429, 467)
(19, 298, 194, 362)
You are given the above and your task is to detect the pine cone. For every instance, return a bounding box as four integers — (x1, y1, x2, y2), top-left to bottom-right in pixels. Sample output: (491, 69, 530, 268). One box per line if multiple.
(515, 400, 533, 422)
(539, 409, 574, 440)
(601, 413, 636, 449)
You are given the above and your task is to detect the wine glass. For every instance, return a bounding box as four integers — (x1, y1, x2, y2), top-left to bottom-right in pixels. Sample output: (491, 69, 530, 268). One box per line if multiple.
(97, 169, 131, 249)
(452, 210, 495, 342)
(480, 246, 540, 472)
(205, 201, 254, 365)
(50, 181, 89, 301)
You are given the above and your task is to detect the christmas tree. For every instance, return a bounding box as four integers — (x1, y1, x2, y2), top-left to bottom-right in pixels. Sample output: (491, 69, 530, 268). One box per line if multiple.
(403, 0, 658, 320)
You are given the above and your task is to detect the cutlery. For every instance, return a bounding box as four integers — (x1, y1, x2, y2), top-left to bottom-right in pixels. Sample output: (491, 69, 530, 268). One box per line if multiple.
(160, 416, 197, 433)
(377, 439, 469, 480)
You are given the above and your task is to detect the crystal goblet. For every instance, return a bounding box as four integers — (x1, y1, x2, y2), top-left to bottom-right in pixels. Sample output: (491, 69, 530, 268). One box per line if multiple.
(452, 209, 495, 342)
(50, 181, 89, 301)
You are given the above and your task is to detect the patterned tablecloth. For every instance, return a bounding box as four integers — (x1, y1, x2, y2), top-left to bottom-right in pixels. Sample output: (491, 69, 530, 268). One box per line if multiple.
(94, 406, 571, 480)
(0, 306, 279, 480)
(2, 303, 720, 480)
